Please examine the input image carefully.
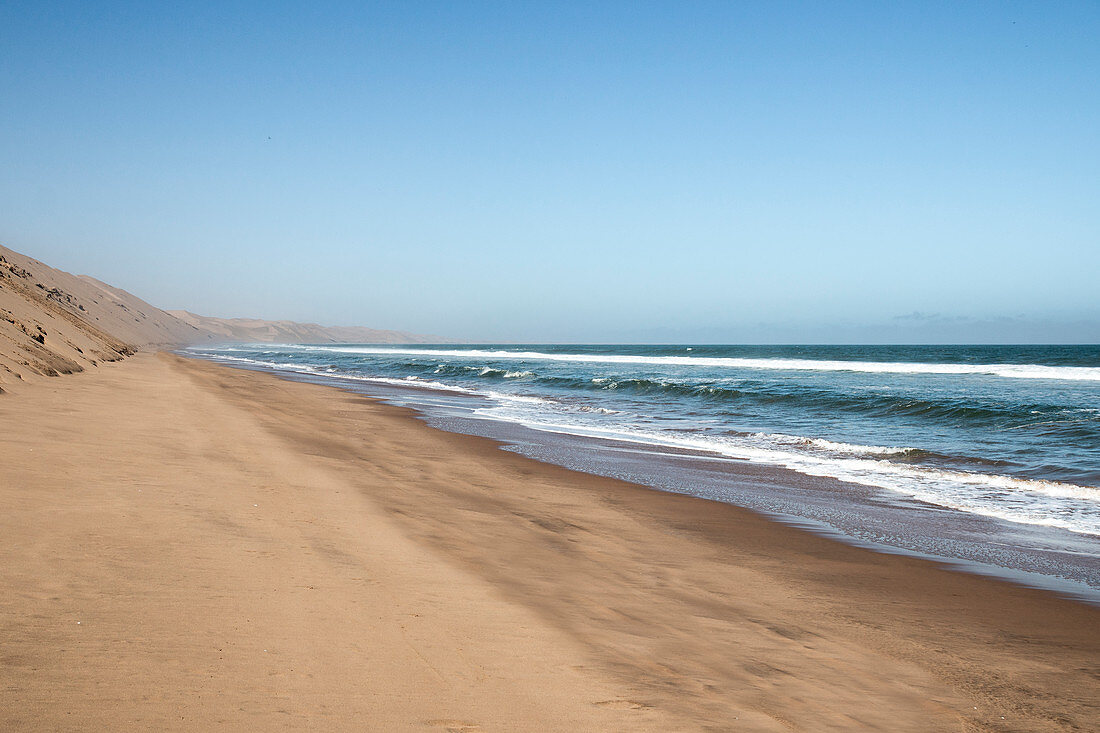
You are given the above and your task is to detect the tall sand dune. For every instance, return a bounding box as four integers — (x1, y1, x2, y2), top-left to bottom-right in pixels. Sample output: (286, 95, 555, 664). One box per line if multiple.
(0, 243, 439, 391)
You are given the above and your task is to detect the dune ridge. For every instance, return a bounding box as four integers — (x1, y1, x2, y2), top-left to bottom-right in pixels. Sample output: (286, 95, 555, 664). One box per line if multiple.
(0, 243, 440, 390)
(166, 309, 442, 346)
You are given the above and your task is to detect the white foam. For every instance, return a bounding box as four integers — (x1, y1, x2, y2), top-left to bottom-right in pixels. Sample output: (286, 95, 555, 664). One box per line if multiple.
(749, 432, 916, 457)
(276, 346, 1100, 382)
(345, 375, 481, 394)
(195, 353, 321, 372)
(471, 405, 1100, 537)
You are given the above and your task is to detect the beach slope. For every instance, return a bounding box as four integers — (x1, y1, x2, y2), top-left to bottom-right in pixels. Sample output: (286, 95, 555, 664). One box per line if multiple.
(2, 353, 1096, 731)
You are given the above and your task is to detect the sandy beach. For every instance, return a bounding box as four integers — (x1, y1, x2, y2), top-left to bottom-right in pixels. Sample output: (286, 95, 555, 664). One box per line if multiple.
(2, 352, 1097, 731)
(5, 3, 1098, 729)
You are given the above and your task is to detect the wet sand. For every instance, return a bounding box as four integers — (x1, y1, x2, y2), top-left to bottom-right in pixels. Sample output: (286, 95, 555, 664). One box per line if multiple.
(2, 353, 1097, 731)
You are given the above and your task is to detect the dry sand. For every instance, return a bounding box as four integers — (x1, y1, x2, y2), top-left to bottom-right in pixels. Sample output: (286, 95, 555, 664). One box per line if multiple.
(2, 353, 1097, 731)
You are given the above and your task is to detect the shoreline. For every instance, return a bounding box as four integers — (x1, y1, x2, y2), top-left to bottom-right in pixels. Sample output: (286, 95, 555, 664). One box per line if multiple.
(186, 350, 1100, 605)
(3, 352, 1098, 730)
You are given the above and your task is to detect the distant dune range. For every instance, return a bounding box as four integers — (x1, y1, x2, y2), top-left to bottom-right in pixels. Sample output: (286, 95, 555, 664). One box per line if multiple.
(164, 309, 440, 346)
(0, 244, 439, 391)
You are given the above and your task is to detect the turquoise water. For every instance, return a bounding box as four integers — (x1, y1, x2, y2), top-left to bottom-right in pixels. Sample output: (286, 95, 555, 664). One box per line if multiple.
(189, 344, 1100, 538)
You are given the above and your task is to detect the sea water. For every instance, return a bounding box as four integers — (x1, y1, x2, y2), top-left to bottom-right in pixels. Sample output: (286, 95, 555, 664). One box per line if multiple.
(188, 343, 1100, 596)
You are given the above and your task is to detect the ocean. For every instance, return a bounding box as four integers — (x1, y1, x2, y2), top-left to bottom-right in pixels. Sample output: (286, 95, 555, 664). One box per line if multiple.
(187, 343, 1100, 599)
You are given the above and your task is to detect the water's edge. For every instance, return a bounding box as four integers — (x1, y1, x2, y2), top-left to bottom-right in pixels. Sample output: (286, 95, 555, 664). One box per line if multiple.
(181, 351, 1100, 606)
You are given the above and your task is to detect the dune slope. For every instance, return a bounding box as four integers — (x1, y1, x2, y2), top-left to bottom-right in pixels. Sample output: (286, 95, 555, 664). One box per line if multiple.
(0, 244, 205, 389)
(0, 244, 442, 391)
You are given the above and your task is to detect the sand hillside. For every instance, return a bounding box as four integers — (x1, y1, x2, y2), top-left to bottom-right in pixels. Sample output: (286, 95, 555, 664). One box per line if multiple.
(0, 244, 203, 389)
(167, 309, 442, 345)
(0, 244, 437, 391)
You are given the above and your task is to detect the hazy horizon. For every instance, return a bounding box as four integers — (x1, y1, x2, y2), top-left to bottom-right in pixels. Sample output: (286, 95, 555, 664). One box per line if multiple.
(3, 2, 1098, 343)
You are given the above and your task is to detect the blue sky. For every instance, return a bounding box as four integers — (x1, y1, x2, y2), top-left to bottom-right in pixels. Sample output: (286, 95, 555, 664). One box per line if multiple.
(2, 1, 1098, 342)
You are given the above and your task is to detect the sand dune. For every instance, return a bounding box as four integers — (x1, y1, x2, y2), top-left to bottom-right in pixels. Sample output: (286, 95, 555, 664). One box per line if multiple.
(167, 309, 443, 345)
(0, 244, 439, 391)
(0, 244, 199, 389)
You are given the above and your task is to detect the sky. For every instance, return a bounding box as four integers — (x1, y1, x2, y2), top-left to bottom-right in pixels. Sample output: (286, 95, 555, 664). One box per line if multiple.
(1, 1, 1098, 343)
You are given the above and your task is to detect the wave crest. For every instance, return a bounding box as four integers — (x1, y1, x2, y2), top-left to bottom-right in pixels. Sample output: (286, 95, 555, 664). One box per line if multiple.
(281, 346, 1100, 382)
